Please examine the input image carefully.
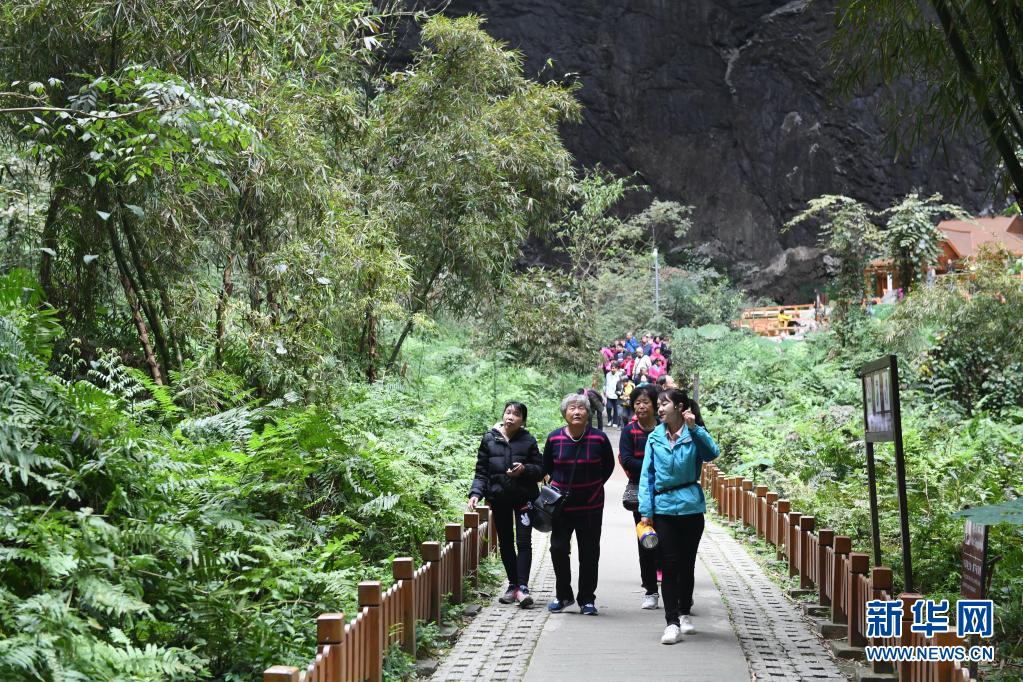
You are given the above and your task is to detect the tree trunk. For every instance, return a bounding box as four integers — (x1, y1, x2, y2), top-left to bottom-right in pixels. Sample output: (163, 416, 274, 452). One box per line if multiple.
(931, 0, 1023, 207)
(118, 208, 174, 375)
(363, 275, 379, 383)
(385, 262, 444, 370)
(983, 1, 1023, 122)
(120, 274, 162, 385)
(365, 306, 378, 383)
(215, 253, 235, 365)
(38, 183, 66, 307)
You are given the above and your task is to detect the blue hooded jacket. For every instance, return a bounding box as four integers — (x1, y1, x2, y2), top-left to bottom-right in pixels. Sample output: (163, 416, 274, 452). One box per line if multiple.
(638, 422, 720, 518)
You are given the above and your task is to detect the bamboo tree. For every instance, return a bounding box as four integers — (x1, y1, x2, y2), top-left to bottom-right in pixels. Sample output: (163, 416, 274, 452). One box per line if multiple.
(833, 0, 1023, 208)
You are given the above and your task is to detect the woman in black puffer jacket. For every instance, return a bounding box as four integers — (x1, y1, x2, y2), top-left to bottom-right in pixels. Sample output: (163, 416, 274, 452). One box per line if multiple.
(468, 401, 543, 607)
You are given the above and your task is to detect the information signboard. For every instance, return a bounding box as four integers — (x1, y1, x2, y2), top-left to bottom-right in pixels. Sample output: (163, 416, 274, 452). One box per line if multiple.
(861, 357, 895, 442)
(961, 520, 989, 599)
(857, 354, 912, 591)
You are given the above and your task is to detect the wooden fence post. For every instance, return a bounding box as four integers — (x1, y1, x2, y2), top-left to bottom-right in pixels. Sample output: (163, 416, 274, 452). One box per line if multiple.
(935, 628, 958, 682)
(754, 486, 768, 538)
(818, 530, 834, 606)
(741, 479, 753, 525)
(731, 478, 741, 522)
(788, 511, 802, 577)
(847, 552, 869, 647)
(799, 516, 815, 589)
(479, 504, 496, 551)
(464, 512, 480, 585)
(317, 613, 344, 682)
(446, 523, 464, 604)
(765, 493, 779, 545)
(263, 666, 299, 682)
(393, 558, 416, 656)
(870, 567, 894, 674)
(422, 541, 442, 624)
(775, 500, 790, 560)
(831, 536, 851, 624)
(475, 505, 491, 558)
(359, 581, 383, 682)
(897, 593, 922, 681)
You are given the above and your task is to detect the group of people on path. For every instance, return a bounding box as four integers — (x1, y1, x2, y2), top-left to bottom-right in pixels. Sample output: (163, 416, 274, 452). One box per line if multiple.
(588, 331, 675, 428)
(468, 336, 719, 645)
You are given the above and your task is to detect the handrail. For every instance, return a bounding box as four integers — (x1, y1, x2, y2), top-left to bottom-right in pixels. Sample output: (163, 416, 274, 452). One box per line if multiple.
(263, 506, 496, 682)
(702, 465, 979, 682)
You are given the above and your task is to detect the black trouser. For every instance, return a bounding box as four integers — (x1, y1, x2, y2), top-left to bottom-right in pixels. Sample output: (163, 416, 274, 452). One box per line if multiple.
(632, 510, 659, 595)
(653, 512, 705, 625)
(606, 398, 618, 426)
(490, 500, 533, 587)
(589, 408, 604, 429)
(550, 510, 602, 605)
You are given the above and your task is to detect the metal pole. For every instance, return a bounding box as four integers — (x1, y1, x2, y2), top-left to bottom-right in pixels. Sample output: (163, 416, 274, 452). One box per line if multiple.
(653, 246, 660, 316)
(860, 373, 883, 567)
(890, 355, 913, 591)
(865, 442, 883, 567)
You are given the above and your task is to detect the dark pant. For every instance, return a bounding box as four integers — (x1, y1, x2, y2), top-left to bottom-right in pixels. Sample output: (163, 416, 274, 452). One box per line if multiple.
(632, 510, 659, 595)
(654, 512, 705, 625)
(606, 398, 618, 426)
(490, 500, 533, 587)
(589, 409, 604, 429)
(550, 511, 603, 605)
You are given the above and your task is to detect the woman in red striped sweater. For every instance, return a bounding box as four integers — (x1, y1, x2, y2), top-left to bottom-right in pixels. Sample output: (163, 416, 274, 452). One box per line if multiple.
(542, 393, 616, 616)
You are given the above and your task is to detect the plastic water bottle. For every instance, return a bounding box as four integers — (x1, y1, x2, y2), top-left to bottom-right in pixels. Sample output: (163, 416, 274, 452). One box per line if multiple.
(636, 519, 658, 549)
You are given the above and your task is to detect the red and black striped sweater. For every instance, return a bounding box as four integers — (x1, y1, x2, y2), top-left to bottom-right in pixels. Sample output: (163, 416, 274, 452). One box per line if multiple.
(541, 426, 615, 514)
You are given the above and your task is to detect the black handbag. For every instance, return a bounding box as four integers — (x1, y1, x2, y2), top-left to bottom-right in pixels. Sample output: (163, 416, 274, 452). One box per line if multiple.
(531, 437, 582, 533)
(622, 481, 639, 511)
(530, 484, 564, 533)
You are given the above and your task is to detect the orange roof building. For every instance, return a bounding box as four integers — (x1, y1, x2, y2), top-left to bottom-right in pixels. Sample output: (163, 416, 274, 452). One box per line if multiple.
(866, 215, 1023, 296)
(935, 215, 1023, 260)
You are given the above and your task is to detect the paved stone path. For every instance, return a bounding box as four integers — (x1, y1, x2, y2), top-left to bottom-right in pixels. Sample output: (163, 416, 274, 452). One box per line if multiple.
(701, 521, 846, 680)
(432, 426, 847, 681)
(430, 532, 555, 681)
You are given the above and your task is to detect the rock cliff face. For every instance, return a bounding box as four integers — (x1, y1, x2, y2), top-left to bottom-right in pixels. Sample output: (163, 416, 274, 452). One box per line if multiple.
(428, 0, 999, 300)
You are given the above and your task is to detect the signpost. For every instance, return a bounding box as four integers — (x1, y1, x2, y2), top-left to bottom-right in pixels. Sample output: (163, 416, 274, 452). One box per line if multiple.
(857, 354, 913, 591)
(961, 520, 988, 678)
(961, 519, 988, 599)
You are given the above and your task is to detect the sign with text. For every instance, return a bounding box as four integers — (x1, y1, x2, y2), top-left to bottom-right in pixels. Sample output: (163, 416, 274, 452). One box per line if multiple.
(856, 354, 912, 590)
(961, 520, 989, 599)
(858, 356, 897, 442)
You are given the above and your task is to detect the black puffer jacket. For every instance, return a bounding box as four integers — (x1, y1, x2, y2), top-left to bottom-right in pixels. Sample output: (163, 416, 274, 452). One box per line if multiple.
(469, 427, 543, 506)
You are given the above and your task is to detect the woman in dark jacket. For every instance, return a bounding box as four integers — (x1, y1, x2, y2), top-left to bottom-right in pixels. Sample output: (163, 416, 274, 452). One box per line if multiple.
(618, 383, 661, 609)
(469, 402, 543, 607)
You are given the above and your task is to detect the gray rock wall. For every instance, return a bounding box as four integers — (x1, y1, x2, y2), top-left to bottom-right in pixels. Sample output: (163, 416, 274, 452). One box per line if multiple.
(423, 0, 999, 300)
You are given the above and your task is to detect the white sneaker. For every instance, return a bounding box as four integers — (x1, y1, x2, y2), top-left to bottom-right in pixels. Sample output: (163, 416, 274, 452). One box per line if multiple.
(641, 594, 659, 610)
(661, 623, 683, 645)
(679, 615, 695, 634)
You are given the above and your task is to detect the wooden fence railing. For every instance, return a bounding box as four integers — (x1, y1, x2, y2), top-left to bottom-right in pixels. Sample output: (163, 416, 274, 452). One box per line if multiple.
(263, 507, 496, 682)
(702, 465, 980, 682)
(734, 303, 823, 337)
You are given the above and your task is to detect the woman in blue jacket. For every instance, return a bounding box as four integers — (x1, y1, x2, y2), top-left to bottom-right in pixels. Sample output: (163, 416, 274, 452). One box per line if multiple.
(638, 388, 720, 645)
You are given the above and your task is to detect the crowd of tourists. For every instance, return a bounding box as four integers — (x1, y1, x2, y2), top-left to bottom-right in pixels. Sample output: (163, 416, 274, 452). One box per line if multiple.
(467, 330, 719, 646)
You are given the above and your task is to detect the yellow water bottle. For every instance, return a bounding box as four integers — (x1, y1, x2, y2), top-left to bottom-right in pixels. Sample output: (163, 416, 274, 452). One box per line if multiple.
(636, 519, 659, 549)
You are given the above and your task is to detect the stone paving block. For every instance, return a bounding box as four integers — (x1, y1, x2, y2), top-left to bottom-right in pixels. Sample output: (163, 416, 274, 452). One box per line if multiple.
(700, 521, 848, 680)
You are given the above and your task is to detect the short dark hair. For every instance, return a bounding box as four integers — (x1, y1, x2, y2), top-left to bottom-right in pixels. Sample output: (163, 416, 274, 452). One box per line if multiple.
(632, 384, 660, 407)
(504, 401, 528, 423)
(655, 376, 668, 387)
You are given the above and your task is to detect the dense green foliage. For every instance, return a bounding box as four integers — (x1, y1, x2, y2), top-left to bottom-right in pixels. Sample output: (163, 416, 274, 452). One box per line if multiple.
(2, 3, 1021, 681)
(0, 4, 578, 387)
(0, 273, 567, 680)
(692, 265, 1023, 677)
